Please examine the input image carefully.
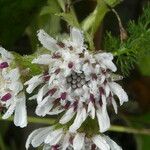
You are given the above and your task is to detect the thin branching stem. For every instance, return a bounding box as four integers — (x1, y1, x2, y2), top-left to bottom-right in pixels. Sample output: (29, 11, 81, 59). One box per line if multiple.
(1, 116, 150, 136)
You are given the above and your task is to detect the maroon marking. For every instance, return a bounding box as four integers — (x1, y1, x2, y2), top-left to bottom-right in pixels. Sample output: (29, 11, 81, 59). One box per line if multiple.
(0, 62, 9, 69)
(52, 53, 61, 59)
(55, 68, 61, 75)
(45, 88, 57, 97)
(51, 144, 59, 150)
(57, 41, 65, 48)
(69, 136, 73, 145)
(64, 101, 71, 109)
(1, 93, 12, 101)
(101, 69, 107, 75)
(60, 92, 67, 100)
(53, 98, 60, 105)
(99, 96, 103, 107)
(91, 73, 97, 80)
(68, 46, 73, 51)
(91, 144, 96, 150)
(68, 62, 74, 68)
(79, 53, 84, 58)
(99, 87, 105, 95)
(90, 93, 95, 103)
(73, 101, 78, 111)
(43, 75, 50, 81)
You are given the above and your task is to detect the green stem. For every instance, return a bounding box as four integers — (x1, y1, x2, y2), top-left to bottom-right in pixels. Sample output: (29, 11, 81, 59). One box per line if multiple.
(1, 116, 150, 135)
(109, 125, 150, 136)
(0, 116, 56, 125)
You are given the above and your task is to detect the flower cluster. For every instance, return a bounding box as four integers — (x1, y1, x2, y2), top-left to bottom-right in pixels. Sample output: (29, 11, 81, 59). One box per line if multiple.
(0, 27, 128, 149)
(25, 28, 128, 149)
(0, 47, 27, 127)
(26, 126, 122, 150)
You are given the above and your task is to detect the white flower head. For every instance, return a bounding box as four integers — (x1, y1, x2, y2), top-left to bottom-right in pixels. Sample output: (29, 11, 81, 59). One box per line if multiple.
(25, 28, 128, 132)
(26, 126, 122, 150)
(0, 47, 27, 127)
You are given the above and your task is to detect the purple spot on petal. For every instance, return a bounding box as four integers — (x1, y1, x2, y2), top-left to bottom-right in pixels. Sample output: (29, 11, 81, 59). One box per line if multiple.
(99, 87, 105, 95)
(91, 73, 97, 80)
(54, 98, 60, 105)
(48, 88, 57, 96)
(91, 144, 96, 150)
(55, 68, 61, 74)
(90, 93, 95, 103)
(61, 92, 67, 100)
(57, 41, 65, 48)
(73, 101, 78, 111)
(68, 62, 74, 68)
(0, 62, 9, 69)
(43, 74, 50, 81)
(52, 52, 61, 59)
(51, 145, 59, 150)
(99, 96, 103, 107)
(64, 101, 71, 109)
(1, 93, 12, 101)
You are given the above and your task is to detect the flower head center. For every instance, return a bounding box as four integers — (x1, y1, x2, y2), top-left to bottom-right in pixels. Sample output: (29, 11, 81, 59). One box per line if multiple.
(66, 72, 87, 89)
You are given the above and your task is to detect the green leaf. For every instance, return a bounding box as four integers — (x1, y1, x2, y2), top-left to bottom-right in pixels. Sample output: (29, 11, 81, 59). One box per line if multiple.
(81, 0, 121, 37)
(56, 12, 80, 28)
(102, 0, 122, 7)
(0, 0, 46, 49)
(138, 52, 150, 76)
(81, 1, 109, 34)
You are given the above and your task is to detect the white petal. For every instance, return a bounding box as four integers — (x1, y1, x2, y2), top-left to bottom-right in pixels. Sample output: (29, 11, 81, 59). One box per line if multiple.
(112, 98, 118, 114)
(69, 108, 87, 133)
(2, 101, 16, 119)
(37, 84, 48, 104)
(8, 81, 23, 94)
(59, 107, 75, 124)
(62, 133, 70, 150)
(92, 135, 110, 150)
(44, 129, 63, 145)
(25, 75, 43, 93)
(26, 127, 49, 149)
(31, 127, 52, 148)
(4, 68, 20, 81)
(96, 109, 110, 133)
(36, 97, 53, 117)
(14, 93, 27, 127)
(70, 28, 83, 47)
(104, 136, 122, 150)
(95, 53, 117, 72)
(105, 84, 110, 97)
(109, 82, 128, 105)
(87, 102, 95, 119)
(47, 107, 64, 115)
(73, 133, 85, 150)
(37, 29, 60, 51)
(32, 54, 52, 64)
(0, 47, 14, 60)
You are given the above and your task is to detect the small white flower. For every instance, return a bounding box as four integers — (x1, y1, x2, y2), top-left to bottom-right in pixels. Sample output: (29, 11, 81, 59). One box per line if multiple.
(0, 47, 27, 127)
(26, 28, 128, 132)
(26, 126, 122, 150)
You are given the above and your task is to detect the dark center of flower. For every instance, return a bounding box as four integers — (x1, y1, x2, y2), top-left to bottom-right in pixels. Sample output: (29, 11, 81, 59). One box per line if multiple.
(66, 71, 87, 89)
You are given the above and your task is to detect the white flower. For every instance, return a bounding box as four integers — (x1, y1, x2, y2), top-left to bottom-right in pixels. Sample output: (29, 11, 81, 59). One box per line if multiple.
(0, 47, 27, 127)
(25, 28, 128, 132)
(26, 126, 122, 150)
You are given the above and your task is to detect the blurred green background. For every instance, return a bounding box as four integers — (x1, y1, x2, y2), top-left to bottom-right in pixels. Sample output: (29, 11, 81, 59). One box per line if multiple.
(0, 0, 149, 150)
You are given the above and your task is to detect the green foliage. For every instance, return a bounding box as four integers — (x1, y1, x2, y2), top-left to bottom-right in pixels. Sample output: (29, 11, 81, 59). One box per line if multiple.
(27, 0, 62, 50)
(104, 4, 150, 76)
(0, 0, 46, 49)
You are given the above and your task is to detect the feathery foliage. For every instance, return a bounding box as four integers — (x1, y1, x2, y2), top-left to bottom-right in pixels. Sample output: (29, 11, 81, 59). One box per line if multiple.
(104, 4, 150, 76)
